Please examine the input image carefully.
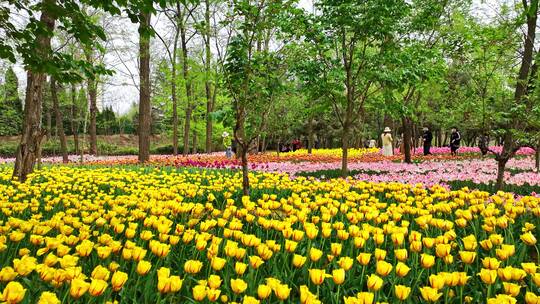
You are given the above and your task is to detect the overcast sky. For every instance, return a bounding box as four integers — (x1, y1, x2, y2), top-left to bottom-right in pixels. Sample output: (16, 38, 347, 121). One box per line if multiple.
(7, 0, 507, 115)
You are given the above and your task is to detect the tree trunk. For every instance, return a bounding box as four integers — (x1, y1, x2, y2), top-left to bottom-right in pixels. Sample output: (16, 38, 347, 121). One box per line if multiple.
(180, 16, 193, 156)
(192, 126, 198, 154)
(241, 145, 250, 195)
(497, 0, 538, 186)
(341, 123, 350, 177)
(495, 158, 508, 191)
(51, 78, 68, 163)
(403, 117, 412, 164)
(171, 21, 180, 156)
(45, 103, 52, 142)
(88, 76, 97, 155)
(534, 141, 540, 173)
(204, 0, 214, 154)
(70, 84, 79, 155)
(138, 12, 151, 163)
(13, 0, 56, 182)
(308, 117, 314, 154)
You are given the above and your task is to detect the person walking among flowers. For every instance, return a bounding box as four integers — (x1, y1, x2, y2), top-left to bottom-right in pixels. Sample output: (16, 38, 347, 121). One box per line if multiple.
(222, 131, 232, 158)
(381, 127, 393, 156)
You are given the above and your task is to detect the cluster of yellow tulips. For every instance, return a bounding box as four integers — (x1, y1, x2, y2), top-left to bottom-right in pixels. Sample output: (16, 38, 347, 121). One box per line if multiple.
(0, 165, 540, 303)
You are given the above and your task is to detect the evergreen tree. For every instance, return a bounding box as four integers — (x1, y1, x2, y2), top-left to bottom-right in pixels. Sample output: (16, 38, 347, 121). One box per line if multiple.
(0, 67, 23, 136)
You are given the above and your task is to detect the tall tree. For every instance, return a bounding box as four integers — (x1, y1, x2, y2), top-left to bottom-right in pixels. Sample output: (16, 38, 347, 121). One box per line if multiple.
(50, 78, 68, 163)
(12, 0, 57, 181)
(86, 49, 99, 155)
(138, 11, 152, 162)
(0, 67, 23, 136)
(491, 0, 539, 189)
(299, 0, 408, 176)
(224, 0, 294, 195)
(203, 0, 216, 153)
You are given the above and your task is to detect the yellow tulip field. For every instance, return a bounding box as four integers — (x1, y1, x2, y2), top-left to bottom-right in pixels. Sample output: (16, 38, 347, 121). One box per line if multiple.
(0, 166, 540, 303)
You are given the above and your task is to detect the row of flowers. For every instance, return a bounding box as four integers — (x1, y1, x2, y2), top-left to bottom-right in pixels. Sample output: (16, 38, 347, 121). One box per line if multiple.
(3, 146, 533, 167)
(0, 166, 540, 303)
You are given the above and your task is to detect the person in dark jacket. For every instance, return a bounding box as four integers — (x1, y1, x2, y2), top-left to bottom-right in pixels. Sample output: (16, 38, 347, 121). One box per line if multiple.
(450, 127, 461, 156)
(478, 133, 489, 157)
(422, 127, 433, 156)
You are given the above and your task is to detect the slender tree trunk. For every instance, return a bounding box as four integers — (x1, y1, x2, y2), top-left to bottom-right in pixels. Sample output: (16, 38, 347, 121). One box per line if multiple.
(240, 144, 250, 195)
(496, 0, 538, 188)
(308, 117, 314, 154)
(138, 12, 151, 163)
(88, 76, 97, 155)
(403, 117, 412, 164)
(534, 141, 540, 173)
(192, 126, 198, 154)
(341, 127, 350, 177)
(51, 78, 68, 163)
(70, 84, 79, 154)
(204, 0, 214, 153)
(45, 102, 52, 142)
(495, 158, 508, 190)
(13, 0, 56, 182)
(180, 16, 193, 155)
(171, 23, 180, 155)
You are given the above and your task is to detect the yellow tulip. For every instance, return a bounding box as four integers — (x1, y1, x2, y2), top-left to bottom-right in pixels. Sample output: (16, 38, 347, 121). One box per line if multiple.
(420, 254, 435, 268)
(479, 268, 497, 285)
(293, 254, 307, 268)
(525, 292, 540, 304)
(235, 262, 247, 275)
(136, 260, 152, 275)
(70, 278, 90, 299)
(482, 257, 501, 270)
(249, 256, 264, 269)
(91, 265, 110, 281)
(211, 257, 226, 271)
(503, 282, 521, 297)
(521, 232, 537, 246)
(462, 235, 477, 251)
(37, 291, 60, 304)
(332, 268, 345, 285)
(1, 281, 26, 303)
(207, 288, 221, 302)
(192, 285, 207, 301)
(429, 274, 445, 290)
(395, 262, 410, 277)
(275, 284, 291, 300)
(395, 285, 411, 300)
(111, 271, 128, 291)
(420, 286, 442, 302)
(89, 279, 108, 297)
(208, 275, 222, 289)
(522, 263, 537, 274)
(338, 257, 354, 271)
(309, 269, 329, 285)
(0, 267, 18, 282)
(310, 248, 323, 262)
(366, 274, 383, 291)
(459, 251, 476, 264)
(356, 253, 371, 266)
(257, 284, 272, 299)
(394, 249, 408, 261)
(231, 278, 248, 294)
(375, 260, 392, 277)
(435, 243, 451, 258)
(486, 294, 517, 304)
(356, 291, 375, 304)
(184, 260, 203, 274)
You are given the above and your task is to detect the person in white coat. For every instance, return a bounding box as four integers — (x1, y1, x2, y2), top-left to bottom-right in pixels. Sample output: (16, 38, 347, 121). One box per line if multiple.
(381, 127, 393, 156)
